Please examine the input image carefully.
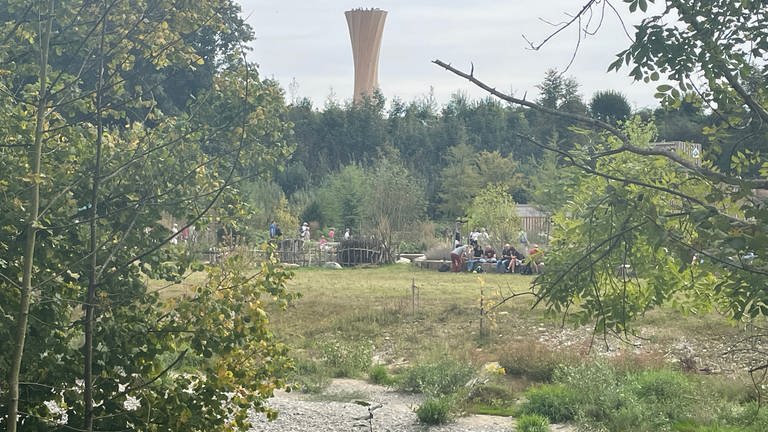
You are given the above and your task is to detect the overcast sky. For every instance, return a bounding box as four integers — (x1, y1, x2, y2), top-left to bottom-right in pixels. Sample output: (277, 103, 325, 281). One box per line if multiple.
(239, 1, 665, 110)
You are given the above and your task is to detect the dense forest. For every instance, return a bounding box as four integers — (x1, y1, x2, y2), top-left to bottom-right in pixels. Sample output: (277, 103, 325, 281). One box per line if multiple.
(254, 70, 714, 241)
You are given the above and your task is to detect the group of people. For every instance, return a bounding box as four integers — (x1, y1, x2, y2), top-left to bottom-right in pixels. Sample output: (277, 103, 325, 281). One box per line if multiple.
(448, 228, 543, 274)
(268, 220, 351, 243)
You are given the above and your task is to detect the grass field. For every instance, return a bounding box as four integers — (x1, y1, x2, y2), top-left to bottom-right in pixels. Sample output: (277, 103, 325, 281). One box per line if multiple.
(268, 264, 743, 374)
(153, 262, 768, 429)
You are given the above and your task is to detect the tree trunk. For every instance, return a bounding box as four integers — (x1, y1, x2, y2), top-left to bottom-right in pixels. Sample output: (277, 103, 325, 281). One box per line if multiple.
(6, 1, 55, 430)
(84, 2, 106, 429)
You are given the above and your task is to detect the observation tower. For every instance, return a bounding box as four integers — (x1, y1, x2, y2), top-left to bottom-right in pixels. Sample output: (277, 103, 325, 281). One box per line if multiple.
(345, 8, 387, 103)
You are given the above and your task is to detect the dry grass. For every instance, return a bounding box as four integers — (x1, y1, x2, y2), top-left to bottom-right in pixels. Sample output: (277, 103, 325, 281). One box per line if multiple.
(152, 263, 747, 376)
(265, 265, 740, 372)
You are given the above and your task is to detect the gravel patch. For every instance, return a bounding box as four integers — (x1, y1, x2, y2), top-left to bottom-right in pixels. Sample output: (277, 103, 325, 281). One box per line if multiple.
(249, 379, 574, 432)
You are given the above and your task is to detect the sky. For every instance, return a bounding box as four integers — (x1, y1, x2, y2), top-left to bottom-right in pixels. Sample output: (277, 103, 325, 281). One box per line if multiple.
(239, 1, 666, 110)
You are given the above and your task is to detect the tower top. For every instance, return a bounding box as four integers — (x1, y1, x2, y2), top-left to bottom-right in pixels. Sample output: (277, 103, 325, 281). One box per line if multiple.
(345, 8, 388, 103)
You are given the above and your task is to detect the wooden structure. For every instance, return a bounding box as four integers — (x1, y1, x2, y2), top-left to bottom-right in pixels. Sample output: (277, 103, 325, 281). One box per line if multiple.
(273, 238, 385, 267)
(517, 204, 551, 244)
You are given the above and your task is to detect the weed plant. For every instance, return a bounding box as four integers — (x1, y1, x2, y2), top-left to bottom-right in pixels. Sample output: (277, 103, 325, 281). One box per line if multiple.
(498, 340, 572, 382)
(516, 384, 578, 423)
(318, 338, 372, 378)
(399, 357, 475, 397)
(416, 396, 454, 425)
(515, 414, 551, 432)
(291, 358, 330, 394)
(368, 364, 396, 385)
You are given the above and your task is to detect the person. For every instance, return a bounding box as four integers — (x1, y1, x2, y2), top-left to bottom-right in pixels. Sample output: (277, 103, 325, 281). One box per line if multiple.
(518, 229, 529, 248)
(450, 244, 471, 272)
(269, 220, 278, 239)
(527, 244, 543, 274)
(469, 228, 480, 247)
(496, 244, 514, 273)
(453, 223, 462, 247)
(300, 222, 310, 240)
(483, 244, 496, 261)
(170, 223, 179, 245)
(344, 227, 351, 240)
(328, 228, 335, 241)
(508, 246, 526, 274)
(319, 235, 327, 247)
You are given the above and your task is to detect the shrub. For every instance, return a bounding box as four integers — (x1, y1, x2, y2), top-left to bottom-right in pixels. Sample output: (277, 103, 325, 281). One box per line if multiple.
(291, 358, 330, 394)
(553, 362, 624, 422)
(399, 358, 475, 397)
(368, 364, 395, 385)
(318, 338, 372, 378)
(416, 396, 453, 425)
(517, 384, 577, 423)
(498, 341, 571, 382)
(516, 414, 551, 432)
(465, 383, 514, 407)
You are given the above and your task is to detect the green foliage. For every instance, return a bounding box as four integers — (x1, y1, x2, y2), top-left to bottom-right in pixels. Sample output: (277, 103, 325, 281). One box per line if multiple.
(516, 414, 551, 432)
(291, 358, 331, 394)
(463, 383, 516, 415)
(548, 362, 698, 431)
(466, 184, 520, 246)
(497, 341, 570, 382)
(590, 90, 632, 124)
(316, 164, 368, 230)
(0, 0, 296, 429)
(517, 384, 578, 423)
(399, 358, 475, 397)
(416, 396, 454, 425)
(368, 364, 396, 385)
(317, 338, 373, 378)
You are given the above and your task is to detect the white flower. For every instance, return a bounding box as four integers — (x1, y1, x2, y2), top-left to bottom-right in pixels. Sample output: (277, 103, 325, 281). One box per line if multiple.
(123, 395, 141, 411)
(43, 400, 68, 425)
(43, 400, 61, 414)
(118, 382, 127, 392)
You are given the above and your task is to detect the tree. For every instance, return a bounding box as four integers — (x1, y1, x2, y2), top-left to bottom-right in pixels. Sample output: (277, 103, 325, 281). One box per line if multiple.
(0, 1, 294, 430)
(589, 90, 632, 124)
(434, 0, 768, 370)
(527, 69, 588, 149)
(365, 152, 427, 262)
(465, 185, 520, 247)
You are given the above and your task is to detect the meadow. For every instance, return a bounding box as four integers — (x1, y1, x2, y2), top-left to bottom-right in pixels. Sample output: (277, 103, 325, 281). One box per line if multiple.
(160, 263, 768, 431)
(262, 264, 768, 431)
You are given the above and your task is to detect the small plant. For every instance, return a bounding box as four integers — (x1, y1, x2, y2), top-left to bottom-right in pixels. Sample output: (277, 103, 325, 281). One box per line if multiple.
(416, 396, 453, 425)
(463, 383, 516, 416)
(368, 364, 395, 385)
(318, 338, 372, 378)
(516, 414, 551, 432)
(517, 384, 577, 423)
(291, 358, 330, 394)
(498, 340, 570, 382)
(399, 358, 475, 396)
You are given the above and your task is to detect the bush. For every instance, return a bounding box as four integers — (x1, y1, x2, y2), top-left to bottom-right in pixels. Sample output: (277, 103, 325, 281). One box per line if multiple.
(416, 396, 454, 425)
(498, 341, 570, 382)
(517, 384, 577, 423)
(291, 358, 330, 394)
(516, 414, 551, 432)
(368, 364, 395, 385)
(628, 369, 693, 422)
(318, 338, 372, 378)
(399, 358, 475, 397)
